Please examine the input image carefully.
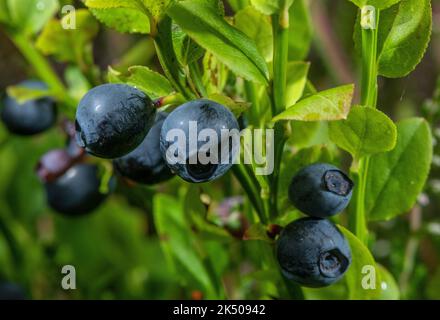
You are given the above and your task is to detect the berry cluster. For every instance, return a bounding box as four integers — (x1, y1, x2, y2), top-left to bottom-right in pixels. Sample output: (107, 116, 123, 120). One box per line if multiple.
(2, 81, 352, 288)
(277, 163, 354, 287)
(1, 82, 239, 216)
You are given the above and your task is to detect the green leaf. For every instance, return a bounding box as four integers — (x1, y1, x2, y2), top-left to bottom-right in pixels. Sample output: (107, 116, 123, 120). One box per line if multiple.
(2, 0, 59, 35)
(85, 0, 174, 19)
(108, 66, 173, 99)
(366, 118, 433, 221)
(153, 194, 216, 296)
(377, 0, 432, 78)
(36, 9, 99, 64)
(272, 84, 354, 122)
(228, 0, 250, 12)
(89, 8, 150, 34)
(339, 226, 382, 300)
(285, 61, 310, 107)
(172, 24, 205, 66)
(84, 0, 139, 9)
(349, 0, 402, 10)
(6, 85, 51, 104)
(168, 0, 269, 84)
(288, 0, 313, 61)
(289, 121, 329, 149)
(235, 6, 273, 62)
(377, 264, 400, 300)
(250, 0, 294, 15)
(208, 93, 250, 117)
(329, 106, 397, 159)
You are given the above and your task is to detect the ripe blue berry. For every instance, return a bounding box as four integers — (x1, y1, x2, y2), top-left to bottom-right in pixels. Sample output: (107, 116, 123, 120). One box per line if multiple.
(75, 84, 156, 159)
(45, 163, 114, 216)
(113, 112, 174, 185)
(160, 99, 239, 183)
(0, 80, 56, 135)
(276, 218, 352, 288)
(288, 163, 354, 217)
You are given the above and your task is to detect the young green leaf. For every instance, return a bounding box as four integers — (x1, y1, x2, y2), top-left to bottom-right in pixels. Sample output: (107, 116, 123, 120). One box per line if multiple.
(2, 0, 59, 35)
(88, 7, 150, 34)
(235, 6, 273, 62)
(272, 84, 354, 122)
(168, 0, 269, 84)
(365, 118, 433, 221)
(349, 0, 402, 10)
(208, 93, 250, 118)
(250, 0, 294, 15)
(285, 61, 310, 107)
(377, 0, 432, 78)
(36, 10, 99, 64)
(108, 66, 173, 99)
(339, 226, 382, 300)
(85, 0, 174, 20)
(329, 106, 397, 159)
(288, 0, 313, 61)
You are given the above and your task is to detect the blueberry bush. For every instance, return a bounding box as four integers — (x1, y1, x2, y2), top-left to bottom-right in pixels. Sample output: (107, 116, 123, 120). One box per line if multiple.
(0, 0, 439, 300)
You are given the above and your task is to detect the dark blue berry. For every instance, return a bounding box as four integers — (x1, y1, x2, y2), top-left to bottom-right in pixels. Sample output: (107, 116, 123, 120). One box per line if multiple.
(160, 99, 239, 183)
(75, 84, 156, 159)
(276, 218, 352, 288)
(0, 80, 56, 135)
(113, 112, 174, 185)
(45, 163, 114, 216)
(288, 163, 354, 217)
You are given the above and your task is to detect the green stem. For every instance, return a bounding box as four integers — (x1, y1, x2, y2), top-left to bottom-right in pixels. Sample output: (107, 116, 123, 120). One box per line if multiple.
(11, 33, 76, 109)
(154, 18, 195, 100)
(232, 165, 267, 224)
(269, 7, 290, 220)
(272, 11, 289, 115)
(352, 10, 380, 244)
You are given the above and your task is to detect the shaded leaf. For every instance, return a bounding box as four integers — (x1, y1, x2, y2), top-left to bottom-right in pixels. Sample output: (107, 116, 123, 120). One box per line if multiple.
(108, 66, 173, 99)
(366, 118, 432, 220)
(285, 61, 310, 107)
(235, 6, 273, 61)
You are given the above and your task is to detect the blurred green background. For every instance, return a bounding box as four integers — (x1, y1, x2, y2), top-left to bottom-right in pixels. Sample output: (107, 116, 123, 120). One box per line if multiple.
(0, 0, 439, 299)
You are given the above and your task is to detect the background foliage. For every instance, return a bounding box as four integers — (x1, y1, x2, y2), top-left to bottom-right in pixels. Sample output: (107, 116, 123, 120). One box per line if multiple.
(0, 0, 439, 299)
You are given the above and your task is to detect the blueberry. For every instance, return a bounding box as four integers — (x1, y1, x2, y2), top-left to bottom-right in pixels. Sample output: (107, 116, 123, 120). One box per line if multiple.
(276, 218, 351, 288)
(0, 80, 56, 135)
(45, 163, 114, 216)
(0, 283, 26, 300)
(160, 99, 239, 183)
(113, 112, 174, 185)
(75, 84, 156, 159)
(288, 163, 354, 217)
